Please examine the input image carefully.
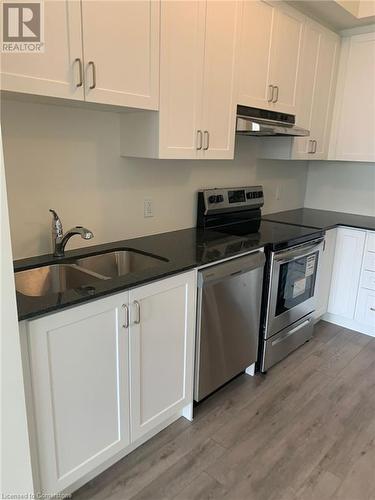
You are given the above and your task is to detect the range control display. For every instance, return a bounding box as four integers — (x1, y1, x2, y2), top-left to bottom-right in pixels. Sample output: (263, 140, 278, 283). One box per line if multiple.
(228, 190, 246, 204)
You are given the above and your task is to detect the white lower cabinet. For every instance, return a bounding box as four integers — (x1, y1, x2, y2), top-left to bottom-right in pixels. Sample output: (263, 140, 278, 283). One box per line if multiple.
(328, 228, 366, 319)
(355, 288, 375, 328)
(129, 272, 196, 440)
(26, 294, 131, 495)
(314, 228, 337, 319)
(24, 271, 196, 495)
(325, 228, 375, 337)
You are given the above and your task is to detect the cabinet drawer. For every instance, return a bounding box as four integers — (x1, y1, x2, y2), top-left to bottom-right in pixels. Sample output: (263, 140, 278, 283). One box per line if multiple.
(355, 288, 375, 328)
(362, 270, 375, 291)
(367, 233, 375, 253)
(364, 251, 375, 272)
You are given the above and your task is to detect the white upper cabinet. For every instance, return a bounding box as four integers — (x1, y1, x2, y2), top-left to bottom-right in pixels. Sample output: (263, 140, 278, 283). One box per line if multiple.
(237, 1, 304, 115)
(158, 0, 206, 158)
(121, 0, 239, 160)
(269, 4, 304, 114)
(200, 0, 239, 159)
(293, 21, 340, 159)
(81, 0, 159, 109)
(0, 0, 84, 100)
(237, 0, 275, 111)
(26, 293, 131, 495)
(1, 0, 159, 110)
(329, 32, 375, 162)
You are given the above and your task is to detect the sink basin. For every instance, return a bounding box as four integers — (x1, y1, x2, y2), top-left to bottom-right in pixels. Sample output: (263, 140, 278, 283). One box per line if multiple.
(15, 264, 106, 297)
(75, 250, 167, 278)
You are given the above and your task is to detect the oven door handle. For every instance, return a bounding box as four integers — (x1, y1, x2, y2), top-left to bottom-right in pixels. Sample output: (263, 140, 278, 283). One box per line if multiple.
(274, 238, 324, 264)
(271, 318, 312, 346)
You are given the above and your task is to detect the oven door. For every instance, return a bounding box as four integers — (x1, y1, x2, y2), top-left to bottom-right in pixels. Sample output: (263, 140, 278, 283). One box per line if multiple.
(265, 238, 324, 339)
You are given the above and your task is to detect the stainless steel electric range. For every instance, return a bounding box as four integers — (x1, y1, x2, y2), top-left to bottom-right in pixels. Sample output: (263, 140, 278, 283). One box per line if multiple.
(196, 186, 325, 380)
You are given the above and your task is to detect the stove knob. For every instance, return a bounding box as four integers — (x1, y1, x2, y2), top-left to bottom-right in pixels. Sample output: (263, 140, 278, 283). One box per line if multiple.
(246, 192, 253, 199)
(216, 195, 224, 203)
(208, 195, 217, 204)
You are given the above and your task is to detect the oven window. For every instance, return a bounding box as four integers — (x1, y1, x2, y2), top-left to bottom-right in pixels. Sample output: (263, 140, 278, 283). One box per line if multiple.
(275, 251, 319, 316)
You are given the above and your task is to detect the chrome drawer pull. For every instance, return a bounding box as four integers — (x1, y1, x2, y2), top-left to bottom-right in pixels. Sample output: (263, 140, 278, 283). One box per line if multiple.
(134, 300, 141, 324)
(88, 61, 96, 90)
(122, 304, 129, 329)
(268, 85, 274, 102)
(74, 58, 83, 88)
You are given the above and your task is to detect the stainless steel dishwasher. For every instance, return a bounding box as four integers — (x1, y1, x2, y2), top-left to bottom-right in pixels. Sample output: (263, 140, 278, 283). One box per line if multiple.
(194, 251, 265, 402)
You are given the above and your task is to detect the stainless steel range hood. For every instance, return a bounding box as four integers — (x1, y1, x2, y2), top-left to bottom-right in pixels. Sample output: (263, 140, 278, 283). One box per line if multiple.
(236, 105, 309, 137)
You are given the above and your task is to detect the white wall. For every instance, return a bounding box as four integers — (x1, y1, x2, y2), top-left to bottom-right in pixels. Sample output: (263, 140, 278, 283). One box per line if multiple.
(305, 160, 375, 216)
(0, 127, 34, 495)
(1, 99, 309, 259)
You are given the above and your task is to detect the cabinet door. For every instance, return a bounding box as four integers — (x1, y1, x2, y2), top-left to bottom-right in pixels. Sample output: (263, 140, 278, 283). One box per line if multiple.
(27, 294, 130, 494)
(314, 229, 337, 319)
(292, 21, 321, 157)
(293, 22, 339, 159)
(0, 0, 84, 100)
(328, 228, 366, 319)
(237, 0, 276, 110)
(200, 0, 239, 159)
(81, 0, 159, 109)
(310, 30, 339, 159)
(129, 272, 196, 441)
(158, 0, 206, 159)
(355, 288, 375, 330)
(330, 32, 375, 162)
(269, 5, 304, 114)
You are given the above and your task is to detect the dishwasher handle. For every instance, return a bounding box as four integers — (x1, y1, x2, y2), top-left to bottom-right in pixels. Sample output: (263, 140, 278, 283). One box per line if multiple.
(198, 251, 265, 287)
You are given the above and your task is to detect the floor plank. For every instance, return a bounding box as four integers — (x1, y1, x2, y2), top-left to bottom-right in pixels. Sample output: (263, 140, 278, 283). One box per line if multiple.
(73, 321, 375, 500)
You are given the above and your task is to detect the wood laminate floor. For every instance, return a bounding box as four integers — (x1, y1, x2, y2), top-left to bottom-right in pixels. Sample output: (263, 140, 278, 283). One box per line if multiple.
(74, 321, 375, 500)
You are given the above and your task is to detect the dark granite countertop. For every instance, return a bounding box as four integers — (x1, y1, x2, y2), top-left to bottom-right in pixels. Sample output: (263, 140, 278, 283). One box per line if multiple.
(262, 208, 375, 232)
(15, 220, 323, 321)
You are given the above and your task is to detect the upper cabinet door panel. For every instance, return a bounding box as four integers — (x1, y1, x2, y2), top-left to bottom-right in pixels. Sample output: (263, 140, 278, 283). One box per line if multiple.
(269, 6, 304, 114)
(201, 0, 239, 159)
(311, 31, 339, 158)
(81, 0, 159, 109)
(331, 33, 375, 162)
(0, 0, 84, 100)
(158, 0, 206, 159)
(237, 0, 275, 110)
(293, 22, 320, 157)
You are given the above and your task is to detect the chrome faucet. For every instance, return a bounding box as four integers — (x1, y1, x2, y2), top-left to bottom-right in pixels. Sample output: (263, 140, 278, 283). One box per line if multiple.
(49, 209, 94, 257)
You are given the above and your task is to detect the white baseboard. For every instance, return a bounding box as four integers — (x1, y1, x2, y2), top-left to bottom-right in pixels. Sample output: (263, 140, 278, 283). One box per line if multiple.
(323, 312, 375, 337)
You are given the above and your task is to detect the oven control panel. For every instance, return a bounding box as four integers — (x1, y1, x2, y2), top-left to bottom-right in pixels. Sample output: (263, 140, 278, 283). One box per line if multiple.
(201, 186, 264, 211)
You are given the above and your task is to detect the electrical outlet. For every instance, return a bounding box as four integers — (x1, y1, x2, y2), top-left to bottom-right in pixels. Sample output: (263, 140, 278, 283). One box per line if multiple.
(144, 199, 153, 218)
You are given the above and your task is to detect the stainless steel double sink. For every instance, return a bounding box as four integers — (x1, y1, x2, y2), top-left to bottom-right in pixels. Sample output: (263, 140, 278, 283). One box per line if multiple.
(15, 250, 167, 297)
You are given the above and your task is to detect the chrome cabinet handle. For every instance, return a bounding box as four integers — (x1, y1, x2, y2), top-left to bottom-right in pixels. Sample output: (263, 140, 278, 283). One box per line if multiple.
(88, 61, 96, 90)
(74, 58, 83, 88)
(122, 304, 129, 329)
(133, 300, 141, 324)
(268, 85, 274, 102)
(196, 130, 203, 150)
(272, 85, 279, 103)
(313, 140, 317, 153)
(203, 130, 209, 151)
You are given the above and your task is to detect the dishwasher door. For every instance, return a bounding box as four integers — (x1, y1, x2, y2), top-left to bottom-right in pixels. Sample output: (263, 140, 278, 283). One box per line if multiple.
(194, 251, 265, 402)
